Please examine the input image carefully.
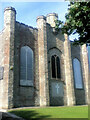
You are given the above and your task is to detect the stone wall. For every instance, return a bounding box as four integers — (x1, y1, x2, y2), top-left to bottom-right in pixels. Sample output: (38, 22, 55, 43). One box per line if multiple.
(0, 31, 3, 108)
(64, 35, 75, 106)
(71, 44, 86, 105)
(0, 6, 89, 109)
(0, 7, 16, 109)
(81, 44, 89, 105)
(37, 16, 49, 106)
(13, 22, 39, 107)
(46, 23, 66, 106)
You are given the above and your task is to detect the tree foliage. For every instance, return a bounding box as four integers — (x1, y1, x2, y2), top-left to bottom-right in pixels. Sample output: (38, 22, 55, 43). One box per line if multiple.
(55, 2, 90, 45)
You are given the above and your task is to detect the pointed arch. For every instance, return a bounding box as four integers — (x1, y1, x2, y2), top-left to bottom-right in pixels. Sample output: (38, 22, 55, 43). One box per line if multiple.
(51, 55, 61, 79)
(20, 46, 34, 86)
(73, 58, 83, 89)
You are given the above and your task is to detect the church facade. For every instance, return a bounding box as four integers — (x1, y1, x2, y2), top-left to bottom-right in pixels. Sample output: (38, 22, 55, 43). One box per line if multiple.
(0, 7, 89, 109)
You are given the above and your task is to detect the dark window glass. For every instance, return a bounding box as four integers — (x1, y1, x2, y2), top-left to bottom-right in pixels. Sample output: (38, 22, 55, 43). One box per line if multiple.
(20, 46, 33, 81)
(51, 56, 56, 78)
(73, 58, 83, 89)
(51, 55, 61, 79)
(56, 57, 61, 78)
(20, 47, 26, 80)
(0, 67, 4, 80)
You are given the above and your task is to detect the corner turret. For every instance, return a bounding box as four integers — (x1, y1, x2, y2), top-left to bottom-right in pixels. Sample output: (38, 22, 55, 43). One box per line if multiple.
(46, 13, 58, 28)
(4, 6, 16, 28)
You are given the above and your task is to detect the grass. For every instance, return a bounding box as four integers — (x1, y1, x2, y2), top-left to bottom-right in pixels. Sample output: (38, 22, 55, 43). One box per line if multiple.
(9, 105, 88, 119)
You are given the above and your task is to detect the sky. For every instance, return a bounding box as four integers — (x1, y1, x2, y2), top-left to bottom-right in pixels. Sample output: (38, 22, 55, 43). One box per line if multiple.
(0, 1, 90, 66)
(0, 2, 69, 31)
(0, 1, 80, 41)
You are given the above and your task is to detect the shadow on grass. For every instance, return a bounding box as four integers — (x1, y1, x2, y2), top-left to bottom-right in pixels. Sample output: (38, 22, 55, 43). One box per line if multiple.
(9, 110, 51, 119)
(9, 110, 88, 120)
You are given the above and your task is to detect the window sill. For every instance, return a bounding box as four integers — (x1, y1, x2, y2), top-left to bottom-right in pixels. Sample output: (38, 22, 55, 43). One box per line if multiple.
(51, 78, 62, 81)
(20, 80, 33, 87)
(75, 88, 84, 90)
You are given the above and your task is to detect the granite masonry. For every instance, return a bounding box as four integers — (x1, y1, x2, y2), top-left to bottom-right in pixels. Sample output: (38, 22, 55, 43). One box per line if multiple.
(0, 7, 89, 109)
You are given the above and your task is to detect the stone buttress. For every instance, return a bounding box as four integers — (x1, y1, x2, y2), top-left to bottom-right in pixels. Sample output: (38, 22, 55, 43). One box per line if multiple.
(0, 7, 16, 109)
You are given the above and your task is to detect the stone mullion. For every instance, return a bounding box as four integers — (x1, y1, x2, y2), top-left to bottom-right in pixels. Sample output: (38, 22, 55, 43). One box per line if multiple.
(55, 56, 57, 79)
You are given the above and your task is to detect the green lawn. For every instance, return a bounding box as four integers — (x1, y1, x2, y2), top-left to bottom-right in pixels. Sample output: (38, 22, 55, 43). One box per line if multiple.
(9, 105, 88, 119)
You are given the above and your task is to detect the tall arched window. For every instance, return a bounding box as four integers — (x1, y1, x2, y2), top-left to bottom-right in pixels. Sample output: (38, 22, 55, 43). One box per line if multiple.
(73, 58, 83, 89)
(20, 46, 34, 86)
(51, 55, 61, 79)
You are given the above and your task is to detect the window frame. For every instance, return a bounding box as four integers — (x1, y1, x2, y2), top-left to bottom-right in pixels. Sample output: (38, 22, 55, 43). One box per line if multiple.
(0, 66, 4, 80)
(51, 54, 61, 80)
(73, 58, 84, 89)
(20, 46, 34, 87)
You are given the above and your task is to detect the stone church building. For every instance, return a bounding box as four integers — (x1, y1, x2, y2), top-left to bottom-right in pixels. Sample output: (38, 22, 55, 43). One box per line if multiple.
(0, 7, 89, 109)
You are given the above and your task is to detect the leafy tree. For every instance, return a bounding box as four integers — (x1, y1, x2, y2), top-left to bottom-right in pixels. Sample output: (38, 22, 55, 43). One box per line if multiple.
(55, 2, 90, 45)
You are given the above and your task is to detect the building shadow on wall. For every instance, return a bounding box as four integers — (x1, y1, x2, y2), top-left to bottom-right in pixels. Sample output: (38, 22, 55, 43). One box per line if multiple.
(9, 110, 51, 119)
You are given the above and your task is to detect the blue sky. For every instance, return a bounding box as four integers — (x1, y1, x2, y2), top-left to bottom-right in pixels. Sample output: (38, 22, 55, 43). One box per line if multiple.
(0, 2, 90, 65)
(0, 2, 69, 30)
(0, 2, 79, 41)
